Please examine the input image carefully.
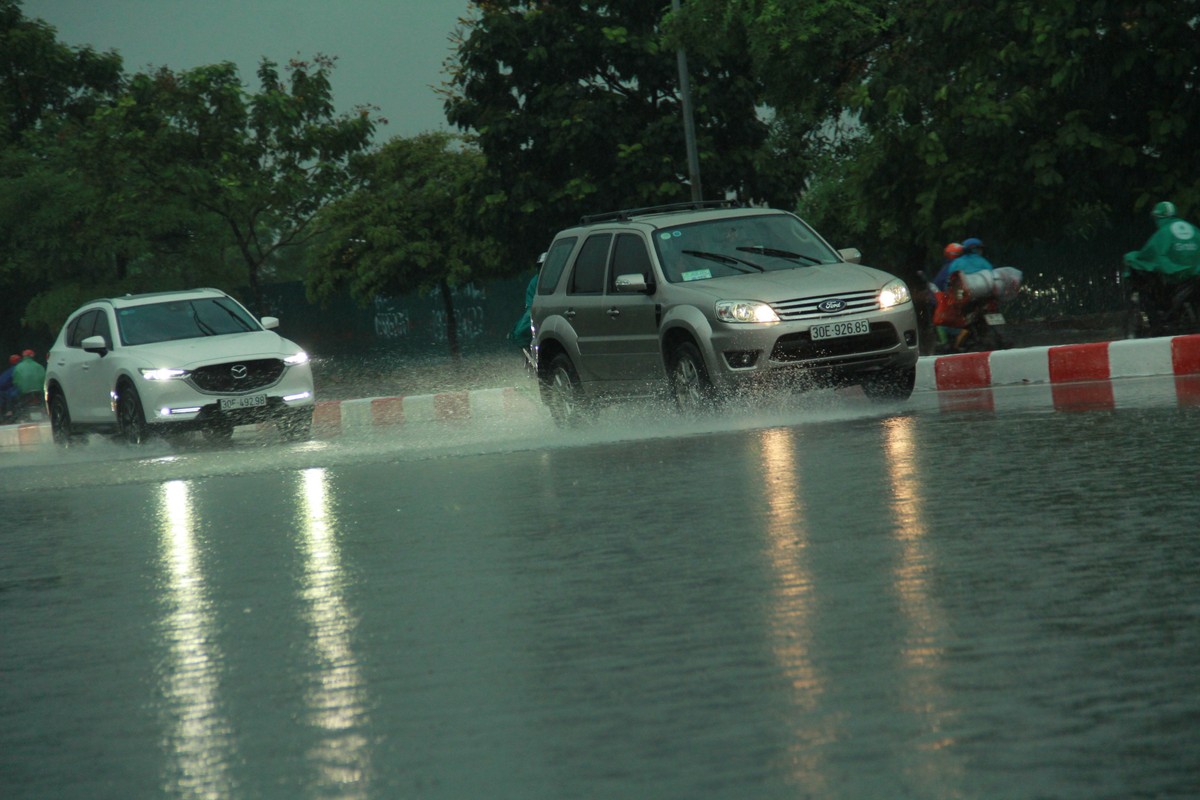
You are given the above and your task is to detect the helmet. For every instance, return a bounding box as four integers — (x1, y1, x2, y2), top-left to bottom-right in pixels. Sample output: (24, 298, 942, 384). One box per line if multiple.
(21, 349, 34, 358)
(8, 354, 19, 365)
(943, 242, 963, 260)
(1153, 201, 1177, 219)
(962, 237, 984, 252)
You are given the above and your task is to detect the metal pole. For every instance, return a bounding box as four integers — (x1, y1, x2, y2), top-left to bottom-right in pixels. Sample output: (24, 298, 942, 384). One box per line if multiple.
(672, 0, 703, 202)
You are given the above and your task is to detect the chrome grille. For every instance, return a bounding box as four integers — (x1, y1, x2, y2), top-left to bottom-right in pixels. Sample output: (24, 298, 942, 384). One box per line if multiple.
(189, 358, 285, 393)
(770, 289, 879, 321)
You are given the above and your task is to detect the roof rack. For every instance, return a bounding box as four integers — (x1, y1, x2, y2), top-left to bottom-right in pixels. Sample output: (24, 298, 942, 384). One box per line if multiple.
(579, 199, 742, 225)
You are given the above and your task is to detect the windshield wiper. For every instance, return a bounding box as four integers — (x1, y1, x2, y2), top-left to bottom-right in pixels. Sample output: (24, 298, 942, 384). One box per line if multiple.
(681, 249, 765, 273)
(189, 303, 218, 336)
(736, 245, 823, 265)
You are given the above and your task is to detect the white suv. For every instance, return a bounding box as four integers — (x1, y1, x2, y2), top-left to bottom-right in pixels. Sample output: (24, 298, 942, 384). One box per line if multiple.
(44, 288, 315, 445)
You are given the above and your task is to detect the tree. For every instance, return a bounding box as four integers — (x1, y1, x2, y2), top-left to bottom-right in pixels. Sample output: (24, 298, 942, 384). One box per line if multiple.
(443, 0, 800, 270)
(88, 55, 378, 315)
(306, 132, 501, 359)
(677, 0, 1200, 267)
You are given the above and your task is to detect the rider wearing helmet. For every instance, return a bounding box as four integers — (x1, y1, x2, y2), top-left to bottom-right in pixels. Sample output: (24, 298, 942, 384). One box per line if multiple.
(947, 237, 994, 278)
(932, 242, 964, 291)
(1124, 201, 1200, 282)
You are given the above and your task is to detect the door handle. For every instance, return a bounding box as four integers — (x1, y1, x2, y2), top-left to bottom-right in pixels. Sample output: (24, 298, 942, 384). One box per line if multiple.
(607, 308, 621, 318)
(564, 308, 577, 319)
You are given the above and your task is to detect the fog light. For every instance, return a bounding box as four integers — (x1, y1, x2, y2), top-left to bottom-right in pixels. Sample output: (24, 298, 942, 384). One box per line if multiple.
(724, 350, 760, 368)
(283, 391, 312, 402)
(904, 330, 917, 346)
(160, 406, 202, 416)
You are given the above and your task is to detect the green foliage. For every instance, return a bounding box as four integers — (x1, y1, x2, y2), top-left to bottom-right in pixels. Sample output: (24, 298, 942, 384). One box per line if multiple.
(306, 132, 501, 305)
(444, 0, 802, 269)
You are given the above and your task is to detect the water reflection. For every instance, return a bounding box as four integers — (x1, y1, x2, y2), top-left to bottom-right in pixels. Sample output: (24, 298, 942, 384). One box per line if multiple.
(296, 468, 372, 797)
(756, 427, 830, 793)
(156, 479, 235, 799)
(881, 417, 964, 787)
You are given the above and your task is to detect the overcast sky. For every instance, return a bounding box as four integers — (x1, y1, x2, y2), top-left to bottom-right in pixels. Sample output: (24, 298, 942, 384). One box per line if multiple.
(22, 0, 475, 140)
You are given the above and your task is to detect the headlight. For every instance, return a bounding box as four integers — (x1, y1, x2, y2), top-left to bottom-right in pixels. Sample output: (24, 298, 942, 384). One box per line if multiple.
(139, 368, 189, 381)
(715, 300, 780, 323)
(284, 351, 309, 366)
(878, 279, 912, 309)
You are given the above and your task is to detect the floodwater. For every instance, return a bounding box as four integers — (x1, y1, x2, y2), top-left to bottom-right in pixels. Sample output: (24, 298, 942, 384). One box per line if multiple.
(2, 374, 1198, 799)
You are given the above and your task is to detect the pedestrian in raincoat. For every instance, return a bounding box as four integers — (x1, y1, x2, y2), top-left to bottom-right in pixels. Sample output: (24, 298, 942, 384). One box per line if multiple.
(1123, 201, 1200, 282)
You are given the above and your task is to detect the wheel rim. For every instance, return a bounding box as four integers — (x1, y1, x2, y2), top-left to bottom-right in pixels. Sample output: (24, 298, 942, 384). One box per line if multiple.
(550, 366, 576, 421)
(673, 356, 705, 411)
(119, 389, 145, 444)
(50, 396, 70, 444)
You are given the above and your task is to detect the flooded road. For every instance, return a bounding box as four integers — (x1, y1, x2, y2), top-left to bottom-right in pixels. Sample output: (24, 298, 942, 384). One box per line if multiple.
(2, 381, 1198, 799)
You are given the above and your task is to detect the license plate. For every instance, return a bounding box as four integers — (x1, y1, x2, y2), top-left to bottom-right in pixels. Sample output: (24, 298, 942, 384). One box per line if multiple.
(984, 313, 1006, 326)
(219, 394, 267, 410)
(810, 319, 871, 341)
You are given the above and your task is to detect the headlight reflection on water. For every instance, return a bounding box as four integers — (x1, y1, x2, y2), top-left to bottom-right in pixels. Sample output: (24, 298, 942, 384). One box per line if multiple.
(157, 479, 235, 799)
(297, 467, 372, 797)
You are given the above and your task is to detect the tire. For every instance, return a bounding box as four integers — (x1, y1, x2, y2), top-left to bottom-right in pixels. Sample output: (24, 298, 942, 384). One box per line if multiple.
(861, 365, 916, 402)
(49, 392, 81, 447)
(116, 382, 150, 445)
(668, 342, 717, 413)
(542, 353, 585, 427)
(279, 408, 313, 442)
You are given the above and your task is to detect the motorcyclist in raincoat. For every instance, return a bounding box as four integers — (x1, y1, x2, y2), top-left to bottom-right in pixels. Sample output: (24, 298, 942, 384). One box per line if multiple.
(1123, 201, 1200, 282)
(947, 237, 994, 278)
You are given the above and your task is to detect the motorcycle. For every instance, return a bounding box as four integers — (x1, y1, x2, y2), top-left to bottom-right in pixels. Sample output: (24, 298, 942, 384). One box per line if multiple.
(9, 391, 46, 424)
(931, 266, 1023, 354)
(1123, 267, 1200, 339)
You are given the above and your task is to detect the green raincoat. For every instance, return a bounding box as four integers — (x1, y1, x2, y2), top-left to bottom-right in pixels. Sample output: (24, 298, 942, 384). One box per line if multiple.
(1124, 213, 1200, 282)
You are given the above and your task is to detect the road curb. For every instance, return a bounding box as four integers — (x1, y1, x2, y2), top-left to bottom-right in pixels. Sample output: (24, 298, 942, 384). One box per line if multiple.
(1, 386, 543, 453)
(6, 335, 1200, 452)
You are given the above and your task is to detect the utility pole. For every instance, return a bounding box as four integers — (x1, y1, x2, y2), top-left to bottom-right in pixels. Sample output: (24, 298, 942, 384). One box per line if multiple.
(672, 0, 703, 202)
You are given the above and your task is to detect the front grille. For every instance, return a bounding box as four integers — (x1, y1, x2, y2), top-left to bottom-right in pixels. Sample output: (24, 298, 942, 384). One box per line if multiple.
(770, 289, 879, 321)
(189, 358, 285, 393)
(771, 324, 900, 363)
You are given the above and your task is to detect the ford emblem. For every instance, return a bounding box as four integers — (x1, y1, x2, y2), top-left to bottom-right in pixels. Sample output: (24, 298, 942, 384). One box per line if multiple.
(818, 298, 847, 313)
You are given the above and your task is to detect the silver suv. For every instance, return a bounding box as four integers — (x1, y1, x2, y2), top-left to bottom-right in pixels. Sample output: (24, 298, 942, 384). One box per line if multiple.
(44, 288, 315, 445)
(531, 202, 919, 424)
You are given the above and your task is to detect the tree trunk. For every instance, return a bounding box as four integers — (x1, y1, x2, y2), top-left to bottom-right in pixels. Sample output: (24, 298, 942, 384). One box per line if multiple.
(439, 279, 461, 361)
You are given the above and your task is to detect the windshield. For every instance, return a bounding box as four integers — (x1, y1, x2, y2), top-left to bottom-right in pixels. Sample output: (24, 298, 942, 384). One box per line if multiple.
(117, 297, 261, 345)
(653, 214, 841, 283)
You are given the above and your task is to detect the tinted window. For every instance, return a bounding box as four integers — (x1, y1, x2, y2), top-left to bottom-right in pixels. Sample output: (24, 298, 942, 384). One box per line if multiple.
(66, 310, 98, 348)
(92, 310, 113, 349)
(569, 234, 612, 295)
(117, 297, 260, 345)
(537, 236, 577, 295)
(608, 234, 653, 292)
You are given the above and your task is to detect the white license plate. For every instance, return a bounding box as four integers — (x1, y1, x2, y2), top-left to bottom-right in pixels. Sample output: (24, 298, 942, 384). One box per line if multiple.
(810, 319, 871, 341)
(219, 394, 267, 410)
(984, 313, 1006, 326)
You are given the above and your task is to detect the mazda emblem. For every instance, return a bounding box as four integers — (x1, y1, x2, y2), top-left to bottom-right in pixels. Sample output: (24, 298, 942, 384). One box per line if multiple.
(818, 298, 847, 313)
(231, 364, 248, 380)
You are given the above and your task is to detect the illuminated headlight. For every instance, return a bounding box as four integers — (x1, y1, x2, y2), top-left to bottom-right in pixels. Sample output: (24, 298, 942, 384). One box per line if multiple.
(139, 368, 189, 381)
(878, 279, 912, 309)
(715, 300, 780, 323)
(284, 351, 309, 366)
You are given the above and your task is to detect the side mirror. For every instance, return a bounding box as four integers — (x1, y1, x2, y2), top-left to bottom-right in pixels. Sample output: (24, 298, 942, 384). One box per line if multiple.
(261, 316, 280, 330)
(81, 335, 109, 356)
(614, 273, 652, 294)
(838, 248, 862, 265)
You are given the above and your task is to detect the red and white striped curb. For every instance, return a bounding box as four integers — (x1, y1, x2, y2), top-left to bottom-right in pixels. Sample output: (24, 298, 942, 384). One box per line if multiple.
(0, 386, 541, 452)
(915, 333, 1200, 411)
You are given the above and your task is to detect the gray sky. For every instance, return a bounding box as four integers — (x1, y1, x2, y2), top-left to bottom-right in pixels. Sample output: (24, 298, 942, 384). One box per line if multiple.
(21, 0, 475, 140)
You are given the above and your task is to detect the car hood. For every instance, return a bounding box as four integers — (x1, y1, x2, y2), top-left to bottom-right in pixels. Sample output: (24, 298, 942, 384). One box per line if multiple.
(674, 263, 897, 301)
(133, 331, 302, 368)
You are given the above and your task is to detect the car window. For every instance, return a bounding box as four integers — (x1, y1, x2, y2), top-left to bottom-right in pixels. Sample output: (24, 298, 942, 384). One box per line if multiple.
(608, 234, 653, 292)
(654, 214, 841, 283)
(569, 234, 613, 295)
(118, 298, 261, 345)
(91, 310, 113, 349)
(537, 236, 577, 295)
(66, 310, 98, 348)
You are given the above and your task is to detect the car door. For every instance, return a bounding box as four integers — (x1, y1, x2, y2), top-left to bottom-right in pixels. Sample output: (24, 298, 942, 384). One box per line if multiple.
(563, 232, 615, 382)
(601, 233, 663, 385)
(56, 309, 111, 423)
